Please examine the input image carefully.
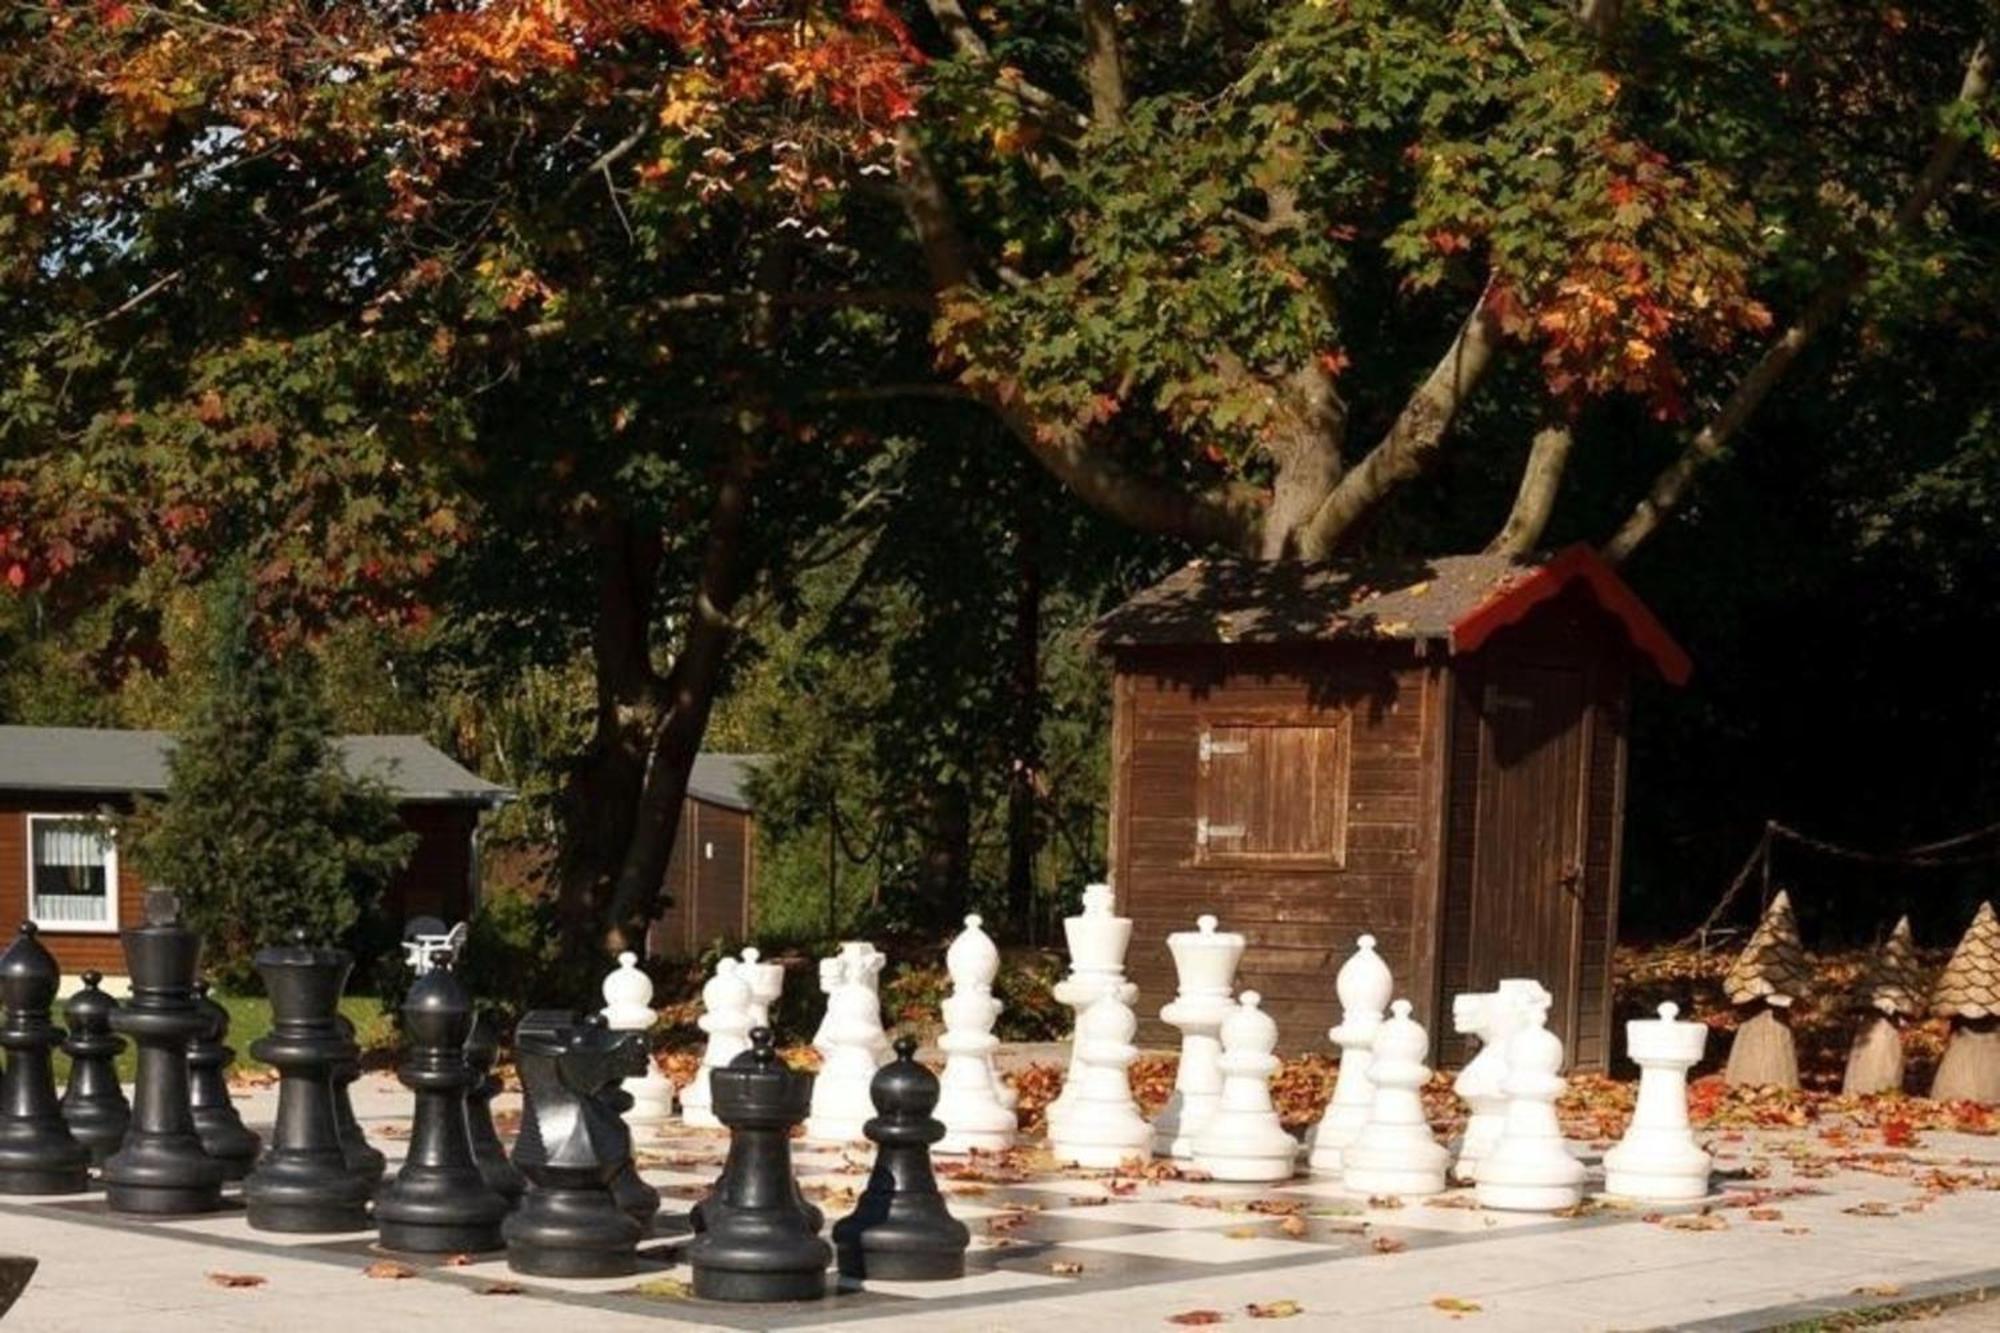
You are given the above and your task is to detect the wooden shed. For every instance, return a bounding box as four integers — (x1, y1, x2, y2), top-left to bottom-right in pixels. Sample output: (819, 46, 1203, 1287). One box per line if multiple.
(0, 726, 509, 978)
(645, 753, 764, 959)
(1093, 546, 1689, 1070)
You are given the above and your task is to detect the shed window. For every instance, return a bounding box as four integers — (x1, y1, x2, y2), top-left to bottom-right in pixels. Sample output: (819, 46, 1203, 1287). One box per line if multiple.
(27, 815, 120, 932)
(1195, 720, 1350, 864)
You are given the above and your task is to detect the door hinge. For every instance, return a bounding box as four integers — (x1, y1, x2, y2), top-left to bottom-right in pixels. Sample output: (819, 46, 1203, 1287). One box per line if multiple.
(1199, 732, 1249, 762)
(1196, 817, 1247, 846)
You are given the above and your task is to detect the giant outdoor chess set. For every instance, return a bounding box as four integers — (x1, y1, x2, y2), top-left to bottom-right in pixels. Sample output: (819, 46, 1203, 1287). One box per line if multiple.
(0, 885, 1817, 1328)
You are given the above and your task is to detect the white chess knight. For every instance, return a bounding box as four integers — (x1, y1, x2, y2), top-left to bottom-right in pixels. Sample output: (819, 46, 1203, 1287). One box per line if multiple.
(1045, 884, 1138, 1143)
(1153, 915, 1245, 1159)
(600, 951, 675, 1127)
(1191, 991, 1297, 1182)
(738, 946, 786, 1031)
(1341, 1000, 1450, 1197)
(1602, 1002, 1712, 1202)
(837, 940, 892, 1062)
(1047, 991, 1152, 1169)
(934, 914, 1018, 1154)
(1307, 934, 1393, 1174)
(680, 957, 753, 1130)
(804, 952, 891, 1142)
(1451, 979, 1549, 1183)
(1475, 989, 1586, 1212)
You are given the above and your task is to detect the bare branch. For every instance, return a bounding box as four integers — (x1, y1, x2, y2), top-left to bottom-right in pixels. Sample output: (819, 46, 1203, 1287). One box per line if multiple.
(37, 269, 186, 351)
(1487, 421, 1574, 555)
(1602, 37, 1994, 565)
(921, 0, 1088, 133)
(1080, 0, 1129, 126)
(1296, 281, 1504, 557)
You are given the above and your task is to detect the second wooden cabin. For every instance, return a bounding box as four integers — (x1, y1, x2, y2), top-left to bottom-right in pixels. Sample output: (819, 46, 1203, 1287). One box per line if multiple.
(1092, 546, 1689, 1069)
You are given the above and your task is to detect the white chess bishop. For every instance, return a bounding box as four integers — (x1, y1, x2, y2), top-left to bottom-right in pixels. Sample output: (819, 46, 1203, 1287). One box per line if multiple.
(1602, 1002, 1712, 1201)
(1341, 999, 1450, 1197)
(1307, 934, 1393, 1174)
(680, 957, 753, 1129)
(1191, 991, 1297, 1182)
(738, 946, 786, 1031)
(1451, 979, 1548, 1182)
(1474, 989, 1585, 1212)
(1045, 884, 1138, 1143)
(600, 951, 675, 1127)
(1153, 915, 1245, 1159)
(1047, 991, 1152, 1169)
(934, 914, 1018, 1154)
(804, 952, 890, 1142)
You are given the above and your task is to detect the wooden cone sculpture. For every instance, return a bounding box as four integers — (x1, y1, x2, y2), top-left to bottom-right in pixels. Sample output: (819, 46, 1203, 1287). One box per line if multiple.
(1721, 890, 1809, 1090)
(1841, 916, 1926, 1096)
(1931, 902, 2000, 1103)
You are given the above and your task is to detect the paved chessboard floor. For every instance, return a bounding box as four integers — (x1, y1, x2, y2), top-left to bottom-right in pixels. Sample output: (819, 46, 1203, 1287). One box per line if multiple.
(7, 1075, 2000, 1332)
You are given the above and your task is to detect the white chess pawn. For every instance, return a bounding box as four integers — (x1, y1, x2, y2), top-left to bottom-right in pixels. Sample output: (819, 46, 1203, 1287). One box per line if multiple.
(1602, 1002, 1712, 1201)
(1342, 1000, 1450, 1198)
(680, 957, 753, 1129)
(738, 946, 786, 1031)
(1452, 979, 1547, 1182)
(1045, 884, 1138, 1142)
(1475, 992, 1585, 1212)
(1153, 915, 1245, 1159)
(935, 914, 1018, 1154)
(601, 950, 675, 1127)
(1307, 934, 1393, 1174)
(804, 957, 889, 1142)
(1191, 991, 1297, 1182)
(1048, 991, 1152, 1169)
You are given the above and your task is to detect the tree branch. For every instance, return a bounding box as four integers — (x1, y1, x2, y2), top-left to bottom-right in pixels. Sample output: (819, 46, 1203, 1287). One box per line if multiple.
(894, 125, 1267, 554)
(1080, 0, 1129, 126)
(1487, 421, 1574, 555)
(1296, 280, 1504, 557)
(1602, 37, 1994, 565)
(921, 0, 1088, 133)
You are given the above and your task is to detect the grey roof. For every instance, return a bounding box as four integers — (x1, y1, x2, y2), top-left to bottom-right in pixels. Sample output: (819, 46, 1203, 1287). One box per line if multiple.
(0, 726, 510, 805)
(687, 753, 764, 813)
(1091, 552, 1548, 647)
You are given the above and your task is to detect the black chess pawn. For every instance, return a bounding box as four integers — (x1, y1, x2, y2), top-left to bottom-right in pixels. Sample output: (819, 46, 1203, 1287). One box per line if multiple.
(244, 934, 374, 1233)
(332, 1013, 386, 1188)
(104, 891, 227, 1214)
(0, 924, 91, 1194)
(832, 1036, 969, 1281)
(59, 969, 130, 1168)
(464, 1007, 524, 1205)
(187, 981, 261, 1180)
(375, 968, 510, 1253)
(688, 1028, 832, 1303)
(504, 1013, 649, 1278)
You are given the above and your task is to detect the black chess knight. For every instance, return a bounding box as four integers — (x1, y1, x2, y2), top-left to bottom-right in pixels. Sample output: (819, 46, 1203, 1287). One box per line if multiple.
(504, 1012, 649, 1278)
(832, 1036, 969, 1281)
(59, 970, 130, 1166)
(0, 924, 91, 1195)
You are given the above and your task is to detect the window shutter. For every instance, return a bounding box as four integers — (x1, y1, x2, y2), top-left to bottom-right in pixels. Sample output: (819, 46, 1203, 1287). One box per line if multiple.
(1195, 720, 1350, 864)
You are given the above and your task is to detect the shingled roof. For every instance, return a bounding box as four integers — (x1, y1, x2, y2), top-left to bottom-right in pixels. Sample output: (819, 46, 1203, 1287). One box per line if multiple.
(1933, 902, 2000, 1021)
(1090, 544, 1690, 683)
(1723, 889, 1813, 1007)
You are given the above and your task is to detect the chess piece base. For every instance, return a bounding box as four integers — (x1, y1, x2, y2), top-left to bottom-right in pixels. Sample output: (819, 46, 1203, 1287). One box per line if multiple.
(104, 1182, 224, 1215)
(1191, 1153, 1294, 1183)
(691, 1266, 827, 1303)
(1151, 1090, 1218, 1160)
(1341, 1163, 1446, 1197)
(1474, 1180, 1584, 1211)
(191, 1115, 261, 1182)
(377, 1218, 506, 1254)
(1601, 1167, 1709, 1202)
(837, 1242, 965, 1282)
(0, 1165, 88, 1195)
(505, 1188, 643, 1279)
(247, 1197, 372, 1233)
(59, 1104, 128, 1168)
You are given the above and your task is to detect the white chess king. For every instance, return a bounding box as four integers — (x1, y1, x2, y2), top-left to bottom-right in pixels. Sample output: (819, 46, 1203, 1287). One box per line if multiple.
(1045, 883, 1137, 1142)
(1153, 915, 1245, 1159)
(1474, 989, 1586, 1212)
(934, 914, 1018, 1154)
(1307, 934, 1393, 1174)
(1602, 1002, 1712, 1201)
(1191, 991, 1297, 1183)
(680, 957, 753, 1129)
(1340, 999, 1450, 1198)
(600, 951, 674, 1127)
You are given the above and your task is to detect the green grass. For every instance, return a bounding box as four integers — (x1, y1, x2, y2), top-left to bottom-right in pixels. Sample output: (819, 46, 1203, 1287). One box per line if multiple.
(55, 991, 396, 1084)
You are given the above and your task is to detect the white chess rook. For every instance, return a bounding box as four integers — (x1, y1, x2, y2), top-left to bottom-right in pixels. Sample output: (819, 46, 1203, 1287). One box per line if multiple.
(1191, 992, 1297, 1183)
(600, 951, 675, 1127)
(1307, 934, 1393, 1174)
(1048, 991, 1152, 1169)
(1341, 999, 1449, 1198)
(1602, 1002, 1712, 1202)
(1045, 884, 1137, 1143)
(1153, 915, 1245, 1159)
(1474, 991, 1585, 1212)
(935, 914, 1018, 1154)
(680, 957, 753, 1130)
(805, 950, 891, 1142)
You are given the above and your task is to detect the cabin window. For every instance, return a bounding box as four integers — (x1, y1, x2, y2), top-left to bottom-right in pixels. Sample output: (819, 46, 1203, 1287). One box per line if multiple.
(1195, 719, 1351, 865)
(26, 814, 120, 932)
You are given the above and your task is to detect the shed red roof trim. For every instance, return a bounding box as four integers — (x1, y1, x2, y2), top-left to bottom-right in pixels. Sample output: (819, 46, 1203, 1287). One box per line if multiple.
(1449, 544, 1691, 685)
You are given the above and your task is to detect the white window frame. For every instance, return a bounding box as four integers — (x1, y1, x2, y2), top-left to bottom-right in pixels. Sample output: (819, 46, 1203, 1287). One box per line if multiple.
(24, 813, 121, 934)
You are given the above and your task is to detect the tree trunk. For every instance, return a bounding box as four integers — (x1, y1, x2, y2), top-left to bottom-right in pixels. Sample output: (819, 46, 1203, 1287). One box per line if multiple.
(920, 780, 974, 926)
(1932, 1018, 2000, 1103)
(1487, 423, 1574, 556)
(1723, 1004, 1800, 1090)
(1841, 1014, 1906, 1096)
(1003, 517, 1044, 937)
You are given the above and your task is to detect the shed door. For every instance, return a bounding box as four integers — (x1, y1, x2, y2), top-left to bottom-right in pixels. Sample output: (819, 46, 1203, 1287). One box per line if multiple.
(1467, 662, 1589, 1050)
